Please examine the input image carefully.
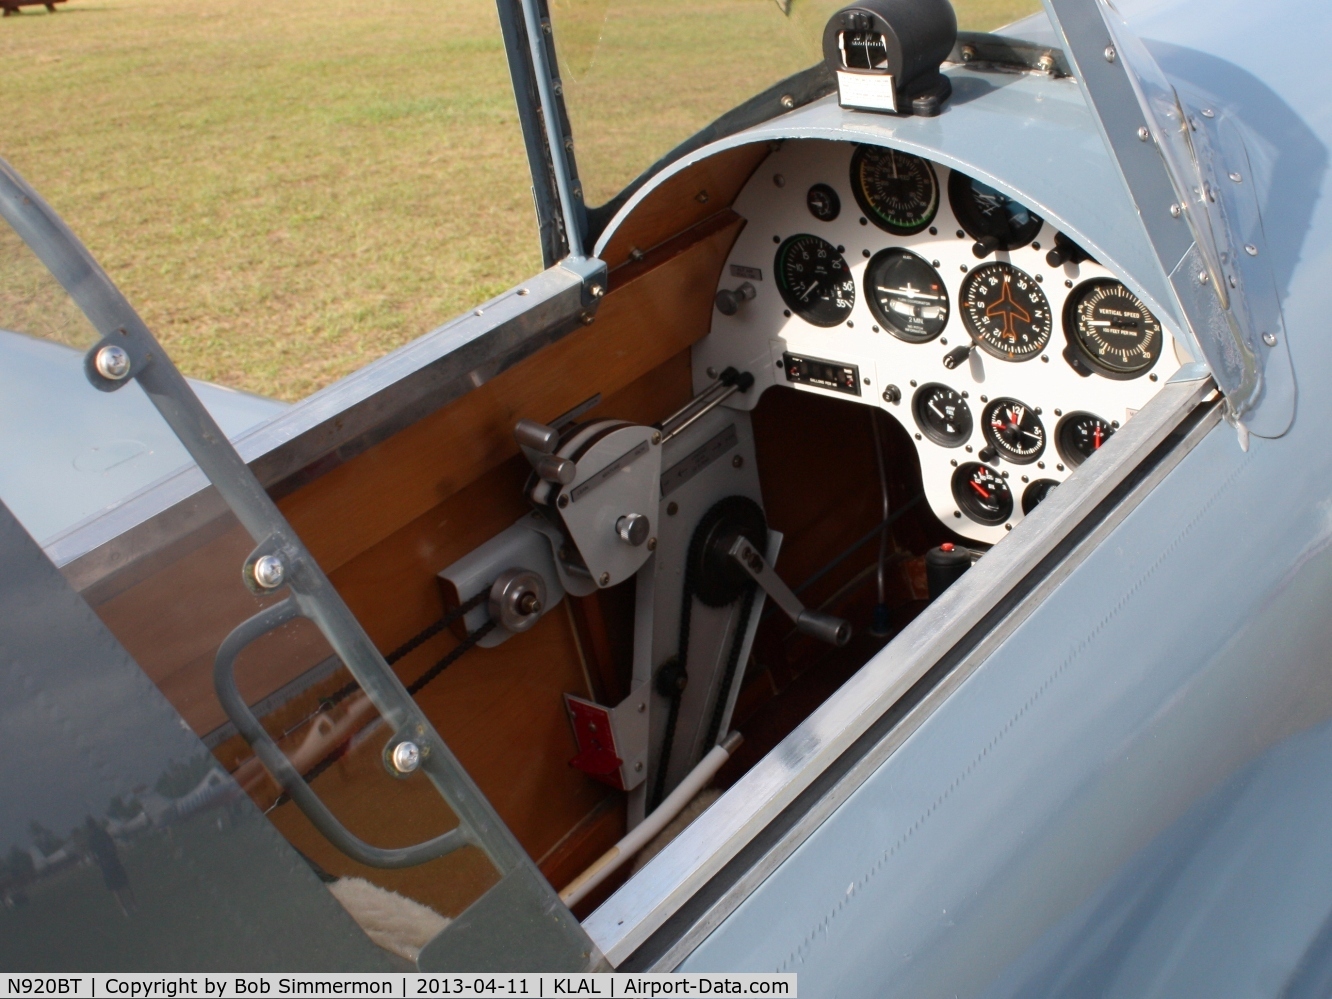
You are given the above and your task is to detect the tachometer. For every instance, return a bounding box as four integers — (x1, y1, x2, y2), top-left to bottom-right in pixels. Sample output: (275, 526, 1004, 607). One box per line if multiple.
(775, 234, 855, 327)
(959, 262, 1052, 361)
(850, 145, 939, 235)
(912, 383, 971, 446)
(948, 171, 1044, 252)
(953, 462, 1013, 526)
(865, 248, 949, 343)
(1056, 412, 1115, 468)
(1063, 278, 1163, 379)
(983, 397, 1046, 464)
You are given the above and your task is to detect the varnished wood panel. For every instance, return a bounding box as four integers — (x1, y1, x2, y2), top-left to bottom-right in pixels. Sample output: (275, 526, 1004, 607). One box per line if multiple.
(600, 143, 771, 270)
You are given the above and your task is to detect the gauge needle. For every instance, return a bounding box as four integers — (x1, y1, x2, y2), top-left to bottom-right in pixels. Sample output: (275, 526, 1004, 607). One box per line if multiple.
(1094, 425, 1103, 448)
(970, 479, 991, 499)
(798, 282, 818, 302)
(929, 399, 947, 419)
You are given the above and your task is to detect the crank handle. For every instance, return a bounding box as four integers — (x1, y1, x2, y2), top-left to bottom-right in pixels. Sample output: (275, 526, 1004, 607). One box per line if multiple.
(727, 536, 851, 647)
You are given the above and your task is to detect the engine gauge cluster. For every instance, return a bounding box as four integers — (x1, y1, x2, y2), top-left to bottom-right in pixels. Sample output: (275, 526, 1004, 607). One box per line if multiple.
(699, 139, 1184, 544)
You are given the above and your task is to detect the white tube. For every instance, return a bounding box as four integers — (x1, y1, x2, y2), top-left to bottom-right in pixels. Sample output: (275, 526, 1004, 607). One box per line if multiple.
(560, 732, 742, 908)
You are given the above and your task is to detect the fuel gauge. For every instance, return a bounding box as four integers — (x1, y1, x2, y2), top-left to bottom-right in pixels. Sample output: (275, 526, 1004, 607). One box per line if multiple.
(912, 383, 972, 447)
(1056, 412, 1116, 468)
(953, 462, 1013, 525)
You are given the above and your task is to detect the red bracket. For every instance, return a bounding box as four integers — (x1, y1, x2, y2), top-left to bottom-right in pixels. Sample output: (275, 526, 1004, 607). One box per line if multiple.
(564, 695, 625, 790)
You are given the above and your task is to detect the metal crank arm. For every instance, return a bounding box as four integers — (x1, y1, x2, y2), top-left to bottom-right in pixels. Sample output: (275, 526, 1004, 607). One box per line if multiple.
(727, 536, 852, 646)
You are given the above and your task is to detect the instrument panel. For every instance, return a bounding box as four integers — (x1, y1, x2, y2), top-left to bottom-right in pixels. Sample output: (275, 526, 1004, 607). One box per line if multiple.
(694, 139, 1184, 543)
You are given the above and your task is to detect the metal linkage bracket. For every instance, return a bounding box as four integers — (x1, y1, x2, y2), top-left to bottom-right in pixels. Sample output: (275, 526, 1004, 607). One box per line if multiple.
(564, 686, 650, 792)
(0, 158, 601, 971)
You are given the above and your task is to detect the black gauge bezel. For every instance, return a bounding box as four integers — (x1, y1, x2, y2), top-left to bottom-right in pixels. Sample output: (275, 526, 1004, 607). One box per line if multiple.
(1055, 411, 1115, 469)
(806, 183, 841, 223)
(947, 169, 1044, 251)
(982, 397, 1047, 465)
(774, 234, 856, 328)
(1021, 478, 1060, 515)
(1062, 277, 1164, 380)
(849, 145, 940, 236)
(865, 248, 950, 344)
(912, 382, 972, 447)
(952, 462, 1013, 526)
(959, 262, 1053, 362)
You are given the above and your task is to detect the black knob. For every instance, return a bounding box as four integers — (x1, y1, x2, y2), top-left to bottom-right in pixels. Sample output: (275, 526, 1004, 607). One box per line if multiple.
(882, 384, 902, 404)
(978, 445, 998, 463)
(942, 344, 972, 370)
(1047, 232, 1090, 268)
(972, 235, 1001, 259)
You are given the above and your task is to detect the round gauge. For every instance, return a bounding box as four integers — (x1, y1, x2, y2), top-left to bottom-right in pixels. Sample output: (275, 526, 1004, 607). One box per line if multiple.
(983, 397, 1046, 464)
(948, 171, 1044, 251)
(806, 183, 841, 222)
(912, 383, 972, 447)
(1056, 411, 1116, 468)
(850, 145, 939, 235)
(953, 462, 1013, 526)
(960, 262, 1052, 362)
(774, 234, 856, 327)
(865, 249, 950, 343)
(1022, 479, 1059, 515)
(1063, 278, 1164, 379)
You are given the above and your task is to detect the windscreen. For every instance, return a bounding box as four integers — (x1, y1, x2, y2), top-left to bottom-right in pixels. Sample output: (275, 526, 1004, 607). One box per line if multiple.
(552, 0, 1042, 208)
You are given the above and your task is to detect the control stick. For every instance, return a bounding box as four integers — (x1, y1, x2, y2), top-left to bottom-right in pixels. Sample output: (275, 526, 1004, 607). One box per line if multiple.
(727, 536, 851, 646)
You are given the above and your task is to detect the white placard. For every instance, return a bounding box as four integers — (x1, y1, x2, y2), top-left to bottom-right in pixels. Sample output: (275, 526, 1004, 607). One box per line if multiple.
(836, 70, 897, 113)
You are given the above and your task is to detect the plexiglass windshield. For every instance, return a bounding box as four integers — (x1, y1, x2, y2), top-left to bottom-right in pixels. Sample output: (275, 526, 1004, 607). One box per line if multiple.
(552, 0, 1041, 208)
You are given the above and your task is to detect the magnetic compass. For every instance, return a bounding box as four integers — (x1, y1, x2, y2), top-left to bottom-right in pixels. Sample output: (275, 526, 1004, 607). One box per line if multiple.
(850, 145, 939, 235)
(865, 248, 949, 343)
(912, 383, 972, 447)
(983, 397, 1046, 464)
(1063, 278, 1163, 379)
(960, 262, 1052, 362)
(1056, 412, 1116, 468)
(948, 171, 1044, 252)
(774, 234, 856, 327)
(953, 462, 1013, 526)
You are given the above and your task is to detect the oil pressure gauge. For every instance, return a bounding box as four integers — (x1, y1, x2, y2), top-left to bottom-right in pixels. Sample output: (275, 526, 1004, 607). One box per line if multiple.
(983, 397, 1046, 464)
(953, 462, 1013, 525)
(1063, 278, 1163, 379)
(1056, 412, 1116, 468)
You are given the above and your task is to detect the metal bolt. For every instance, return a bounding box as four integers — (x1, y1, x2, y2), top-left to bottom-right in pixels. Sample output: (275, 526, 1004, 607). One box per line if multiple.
(1263, 332, 1278, 347)
(706, 366, 718, 378)
(732, 454, 744, 468)
(696, 190, 710, 203)
(1104, 45, 1116, 63)
(1037, 52, 1055, 73)
(635, 761, 644, 772)
(1245, 244, 1258, 256)
(651, 430, 661, 445)
(1229, 171, 1242, 183)
(1198, 270, 1209, 284)
(647, 537, 657, 551)
(960, 43, 977, 61)
(599, 572, 610, 587)
(391, 741, 421, 774)
(773, 174, 785, 188)
(780, 94, 795, 109)
(94, 344, 131, 380)
(253, 554, 285, 590)
(557, 494, 569, 508)
(1201, 108, 1215, 118)
(589, 284, 604, 298)
(1170, 203, 1182, 218)
(666, 501, 679, 516)
(1137, 126, 1150, 141)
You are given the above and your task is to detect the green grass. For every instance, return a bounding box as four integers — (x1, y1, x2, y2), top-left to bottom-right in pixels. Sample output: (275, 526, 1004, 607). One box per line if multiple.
(0, 0, 1038, 400)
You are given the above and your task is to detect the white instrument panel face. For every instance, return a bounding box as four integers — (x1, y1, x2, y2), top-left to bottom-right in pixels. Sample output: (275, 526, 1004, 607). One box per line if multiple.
(694, 139, 1184, 544)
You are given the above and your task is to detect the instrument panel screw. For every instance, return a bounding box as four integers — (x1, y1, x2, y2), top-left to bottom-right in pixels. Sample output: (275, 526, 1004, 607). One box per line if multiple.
(1103, 45, 1116, 63)
(780, 94, 795, 109)
(696, 190, 710, 202)
(1201, 108, 1215, 118)
(391, 741, 421, 774)
(1245, 244, 1259, 256)
(1198, 270, 1209, 284)
(599, 572, 610, 587)
(772, 174, 785, 188)
(635, 761, 644, 772)
(667, 501, 679, 516)
(252, 554, 285, 590)
(647, 537, 657, 551)
(1137, 126, 1150, 141)
(1263, 332, 1278, 347)
(732, 454, 744, 468)
(94, 344, 131, 380)
(651, 431, 662, 445)
(1229, 172, 1242, 183)
(558, 494, 569, 508)
(1170, 203, 1182, 218)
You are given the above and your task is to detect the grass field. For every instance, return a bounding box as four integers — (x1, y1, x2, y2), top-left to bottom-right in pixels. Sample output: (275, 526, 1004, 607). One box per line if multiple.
(0, 0, 1038, 400)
